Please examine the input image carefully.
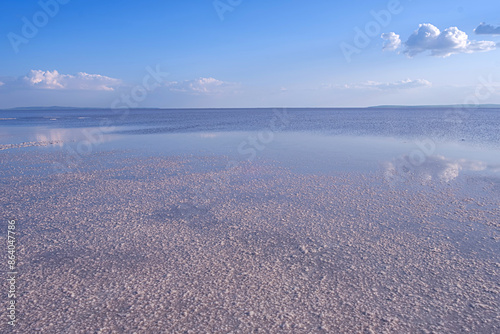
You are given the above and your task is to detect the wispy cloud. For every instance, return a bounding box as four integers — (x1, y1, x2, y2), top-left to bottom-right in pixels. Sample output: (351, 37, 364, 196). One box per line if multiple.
(383, 23, 496, 57)
(342, 79, 432, 90)
(474, 22, 500, 35)
(165, 77, 237, 95)
(22, 70, 121, 91)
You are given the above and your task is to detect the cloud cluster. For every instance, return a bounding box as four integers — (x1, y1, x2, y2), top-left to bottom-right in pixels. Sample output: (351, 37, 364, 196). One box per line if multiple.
(1, 71, 237, 101)
(23, 70, 121, 91)
(165, 77, 236, 95)
(383, 23, 496, 57)
(343, 79, 432, 90)
(474, 23, 500, 35)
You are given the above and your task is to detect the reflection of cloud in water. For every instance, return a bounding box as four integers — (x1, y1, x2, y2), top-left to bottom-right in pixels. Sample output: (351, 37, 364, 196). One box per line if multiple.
(384, 155, 493, 184)
(199, 133, 219, 139)
(35, 129, 71, 147)
(35, 128, 114, 147)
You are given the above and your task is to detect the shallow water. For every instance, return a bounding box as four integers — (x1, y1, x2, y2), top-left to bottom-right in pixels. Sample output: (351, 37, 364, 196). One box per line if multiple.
(1, 107, 500, 141)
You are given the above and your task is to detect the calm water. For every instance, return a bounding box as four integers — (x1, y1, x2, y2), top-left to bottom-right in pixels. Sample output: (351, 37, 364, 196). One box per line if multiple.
(1, 107, 500, 144)
(1, 107, 499, 180)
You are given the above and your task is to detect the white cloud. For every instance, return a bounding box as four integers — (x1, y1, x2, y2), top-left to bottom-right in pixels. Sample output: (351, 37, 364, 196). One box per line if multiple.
(384, 23, 496, 57)
(381, 32, 401, 51)
(23, 70, 121, 91)
(0, 81, 4, 87)
(474, 22, 500, 35)
(165, 77, 236, 95)
(343, 79, 432, 90)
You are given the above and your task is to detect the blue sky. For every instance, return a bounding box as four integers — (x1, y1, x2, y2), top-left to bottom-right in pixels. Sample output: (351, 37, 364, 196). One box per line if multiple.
(0, 0, 499, 108)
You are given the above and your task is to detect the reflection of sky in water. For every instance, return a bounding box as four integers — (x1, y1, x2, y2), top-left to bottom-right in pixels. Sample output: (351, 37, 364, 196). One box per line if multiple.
(91, 130, 500, 179)
(2, 125, 499, 184)
(0, 126, 116, 147)
(384, 155, 498, 183)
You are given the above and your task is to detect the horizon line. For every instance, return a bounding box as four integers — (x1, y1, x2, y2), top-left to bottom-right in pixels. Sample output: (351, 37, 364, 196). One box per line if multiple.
(2, 104, 500, 111)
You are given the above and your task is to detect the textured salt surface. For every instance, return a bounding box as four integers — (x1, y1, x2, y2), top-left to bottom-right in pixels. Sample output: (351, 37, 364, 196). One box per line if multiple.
(1, 151, 498, 333)
(0, 140, 64, 151)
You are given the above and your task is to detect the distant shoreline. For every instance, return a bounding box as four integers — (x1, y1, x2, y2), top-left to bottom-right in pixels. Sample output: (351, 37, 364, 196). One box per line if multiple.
(2, 104, 500, 111)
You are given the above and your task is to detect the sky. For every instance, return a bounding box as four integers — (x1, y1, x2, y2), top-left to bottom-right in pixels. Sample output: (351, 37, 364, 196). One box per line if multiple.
(0, 0, 499, 108)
